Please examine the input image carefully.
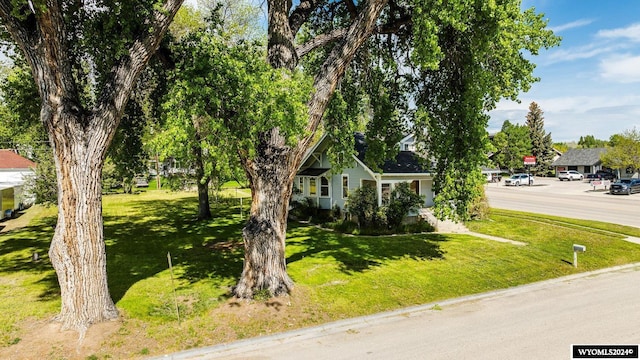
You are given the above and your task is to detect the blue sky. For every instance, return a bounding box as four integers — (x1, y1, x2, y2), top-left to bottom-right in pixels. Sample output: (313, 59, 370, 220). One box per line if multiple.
(488, 0, 640, 142)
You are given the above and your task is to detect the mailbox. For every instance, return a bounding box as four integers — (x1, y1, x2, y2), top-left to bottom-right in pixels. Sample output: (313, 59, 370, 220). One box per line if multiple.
(573, 244, 586, 252)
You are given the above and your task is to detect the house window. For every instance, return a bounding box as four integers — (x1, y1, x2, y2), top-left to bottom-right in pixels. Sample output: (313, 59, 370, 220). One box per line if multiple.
(410, 180, 420, 195)
(342, 175, 349, 199)
(309, 178, 317, 196)
(362, 179, 376, 189)
(320, 177, 329, 197)
(584, 166, 591, 174)
(381, 183, 391, 205)
(298, 177, 304, 195)
(568, 166, 578, 171)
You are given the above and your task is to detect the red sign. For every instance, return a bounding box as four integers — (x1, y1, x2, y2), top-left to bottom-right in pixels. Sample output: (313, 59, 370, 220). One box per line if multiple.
(523, 156, 536, 165)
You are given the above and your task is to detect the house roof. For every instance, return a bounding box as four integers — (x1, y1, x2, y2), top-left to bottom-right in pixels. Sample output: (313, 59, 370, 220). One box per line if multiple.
(354, 132, 430, 174)
(298, 168, 330, 176)
(551, 148, 606, 167)
(0, 150, 36, 169)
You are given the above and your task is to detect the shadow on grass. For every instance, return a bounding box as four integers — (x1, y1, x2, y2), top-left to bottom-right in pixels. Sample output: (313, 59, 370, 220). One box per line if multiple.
(103, 196, 245, 302)
(286, 223, 447, 274)
(0, 193, 446, 305)
(0, 219, 56, 273)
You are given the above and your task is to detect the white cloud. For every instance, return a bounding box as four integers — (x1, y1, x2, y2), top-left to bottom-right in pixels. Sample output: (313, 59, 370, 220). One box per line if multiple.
(543, 42, 628, 64)
(600, 54, 640, 83)
(489, 95, 640, 142)
(597, 23, 640, 42)
(550, 19, 593, 33)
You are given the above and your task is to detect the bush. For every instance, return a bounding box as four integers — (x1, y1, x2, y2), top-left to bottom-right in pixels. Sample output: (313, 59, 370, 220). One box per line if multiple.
(289, 197, 318, 221)
(468, 185, 490, 220)
(343, 182, 427, 233)
(386, 182, 424, 228)
(345, 185, 379, 228)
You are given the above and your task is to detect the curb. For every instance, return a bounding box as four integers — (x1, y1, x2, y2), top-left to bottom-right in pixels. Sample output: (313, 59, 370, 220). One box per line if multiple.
(151, 262, 640, 360)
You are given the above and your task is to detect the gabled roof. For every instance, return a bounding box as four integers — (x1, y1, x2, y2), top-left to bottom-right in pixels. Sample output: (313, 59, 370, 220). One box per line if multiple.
(0, 150, 36, 169)
(354, 132, 430, 174)
(551, 148, 606, 167)
(298, 133, 431, 176)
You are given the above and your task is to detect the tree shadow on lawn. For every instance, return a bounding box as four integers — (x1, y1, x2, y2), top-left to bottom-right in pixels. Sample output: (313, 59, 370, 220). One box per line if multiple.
(285, 223, 447, 274)
(104, 196, 245, 302)
(0, 218, 56, 273)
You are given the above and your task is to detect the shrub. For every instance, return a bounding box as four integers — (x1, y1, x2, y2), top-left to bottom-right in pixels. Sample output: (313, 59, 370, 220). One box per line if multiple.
(289, 197, 318, 221)
(386, 182, 424, 228)
(345, 185, 379, 228)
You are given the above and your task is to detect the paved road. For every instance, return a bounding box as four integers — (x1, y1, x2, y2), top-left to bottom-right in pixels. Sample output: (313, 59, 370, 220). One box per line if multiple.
(485, 178, 640, 228)
(157, 265, 640, 360)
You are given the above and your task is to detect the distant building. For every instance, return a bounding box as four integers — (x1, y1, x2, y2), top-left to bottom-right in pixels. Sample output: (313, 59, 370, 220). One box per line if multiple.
(551, 148, 607, 175)
(0, 150, 36, 219)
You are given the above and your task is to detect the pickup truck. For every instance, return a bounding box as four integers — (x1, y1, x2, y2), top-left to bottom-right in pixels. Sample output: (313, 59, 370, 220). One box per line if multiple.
(586, 171, 616, 181)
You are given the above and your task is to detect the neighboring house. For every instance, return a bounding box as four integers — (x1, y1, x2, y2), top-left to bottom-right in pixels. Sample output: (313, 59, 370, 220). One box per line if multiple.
(295, 133, 434, 212)
(0, 149, 36, 219)
(0, 149, 36, 185)
(552, 147, 639, 178)
(481, 167, 502, 182)
(551, 148, 608, 175)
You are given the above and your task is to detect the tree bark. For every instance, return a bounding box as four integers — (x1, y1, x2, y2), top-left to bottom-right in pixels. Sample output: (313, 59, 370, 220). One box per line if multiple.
(234, 130, 294, 298)
(48, 115, 118, 332)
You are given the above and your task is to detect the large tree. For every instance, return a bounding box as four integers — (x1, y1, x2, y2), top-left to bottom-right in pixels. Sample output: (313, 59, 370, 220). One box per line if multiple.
(601, 128, 640, 176)
(0, 0, 183, 331)
(228, 0, 558, 298)
(525, 101, 554, 175)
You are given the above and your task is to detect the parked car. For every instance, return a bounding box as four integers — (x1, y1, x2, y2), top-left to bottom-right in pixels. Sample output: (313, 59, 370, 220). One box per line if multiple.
(505, 173, 534, 186)
(609, 179, 640, 195)
(586, 170, 616, 181)
(558, 170, 584, 181)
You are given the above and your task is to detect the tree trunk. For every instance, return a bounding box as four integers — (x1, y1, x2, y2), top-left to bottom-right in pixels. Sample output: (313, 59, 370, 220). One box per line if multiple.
(196, 178, 212, 220)
(233, 131, 294, 298)
(47, 121, 118, 333)
(232, 0, 389, 298)
(193, 122, 212, 220)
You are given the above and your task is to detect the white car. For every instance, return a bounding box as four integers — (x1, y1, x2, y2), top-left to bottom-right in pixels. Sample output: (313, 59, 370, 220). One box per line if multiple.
(505, 173, 534, 186)
(558, 170, 583, 181)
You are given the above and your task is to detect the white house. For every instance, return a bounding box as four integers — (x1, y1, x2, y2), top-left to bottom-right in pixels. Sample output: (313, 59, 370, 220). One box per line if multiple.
(294, 133, 434, 212)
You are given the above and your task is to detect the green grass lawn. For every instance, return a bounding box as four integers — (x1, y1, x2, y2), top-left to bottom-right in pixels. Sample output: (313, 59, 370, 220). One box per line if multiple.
(2, 192, 640, 358)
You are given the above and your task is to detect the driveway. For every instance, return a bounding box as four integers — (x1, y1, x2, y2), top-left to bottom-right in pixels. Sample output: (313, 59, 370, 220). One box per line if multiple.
(485, 177, 640, 228)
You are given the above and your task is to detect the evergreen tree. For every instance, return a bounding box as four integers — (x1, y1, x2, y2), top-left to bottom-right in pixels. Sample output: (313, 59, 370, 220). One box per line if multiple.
(525, 102, 554, 175)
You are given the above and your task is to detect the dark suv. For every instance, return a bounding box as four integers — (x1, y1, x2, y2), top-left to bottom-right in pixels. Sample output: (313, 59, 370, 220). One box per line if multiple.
(610, 179, 640, 195)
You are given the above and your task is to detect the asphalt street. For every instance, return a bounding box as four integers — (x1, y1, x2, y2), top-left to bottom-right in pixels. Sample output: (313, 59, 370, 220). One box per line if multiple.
(485, 177, 640, 228)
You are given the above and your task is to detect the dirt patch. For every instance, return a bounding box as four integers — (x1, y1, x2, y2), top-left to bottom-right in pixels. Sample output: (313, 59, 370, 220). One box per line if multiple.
(0, 288, 331, 359)
(0, 319, 122, 360)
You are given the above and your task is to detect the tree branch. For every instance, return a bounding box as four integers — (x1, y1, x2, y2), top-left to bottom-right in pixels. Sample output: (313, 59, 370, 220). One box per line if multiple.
(94, 0, 184, 139)
(294, 0, 389, 163)
(296, 28, 348, 57)
(289, 0, 322, 35)
(296, 15, 412, 58)
(344, 0, 357, 20)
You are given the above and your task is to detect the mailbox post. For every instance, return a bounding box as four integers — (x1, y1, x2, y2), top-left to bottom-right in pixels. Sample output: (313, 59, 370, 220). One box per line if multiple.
(573, 244, 586, 267)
